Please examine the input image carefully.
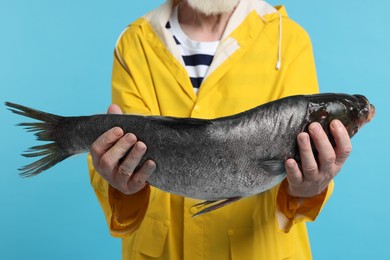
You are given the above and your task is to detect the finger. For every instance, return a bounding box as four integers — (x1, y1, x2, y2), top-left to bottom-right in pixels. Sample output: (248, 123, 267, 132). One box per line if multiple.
(107, 104, 122, 114)
(308, 122, 335, 173)
(330, 120, 352, 167)
(127, 160, 156, 193)
(297, 131, 318, 179)
(90, 127, 124, 164)
(99, 133, 138, 174)
(118, 141, 148, 176)
(285, 158, 303, 184)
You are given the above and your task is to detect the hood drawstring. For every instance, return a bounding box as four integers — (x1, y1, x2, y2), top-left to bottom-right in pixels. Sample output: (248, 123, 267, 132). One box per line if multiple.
(275, 11, 282, 70)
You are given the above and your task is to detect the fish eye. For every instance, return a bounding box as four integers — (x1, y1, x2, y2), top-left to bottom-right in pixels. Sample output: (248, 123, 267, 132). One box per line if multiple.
(358, 107, 369, 118)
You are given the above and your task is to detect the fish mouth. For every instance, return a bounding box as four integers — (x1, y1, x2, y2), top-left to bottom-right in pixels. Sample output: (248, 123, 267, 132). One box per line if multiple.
(367, 104, 375, 123)
(353, 94, 375, 123)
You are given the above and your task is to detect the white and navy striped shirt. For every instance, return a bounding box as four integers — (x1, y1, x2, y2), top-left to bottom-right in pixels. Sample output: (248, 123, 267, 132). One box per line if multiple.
(167, 6, 219, 94)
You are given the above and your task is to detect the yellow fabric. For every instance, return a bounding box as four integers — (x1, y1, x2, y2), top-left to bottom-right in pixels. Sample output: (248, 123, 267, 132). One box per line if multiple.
(88, 2, 334, 259)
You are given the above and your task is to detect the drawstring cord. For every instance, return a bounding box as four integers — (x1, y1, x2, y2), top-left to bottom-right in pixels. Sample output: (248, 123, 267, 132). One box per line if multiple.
(275, 12, 282, 70)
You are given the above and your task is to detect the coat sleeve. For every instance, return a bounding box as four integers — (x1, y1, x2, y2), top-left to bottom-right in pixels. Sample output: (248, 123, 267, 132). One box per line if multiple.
(276, 31, 335, 232)
(88, 26, 153, 238)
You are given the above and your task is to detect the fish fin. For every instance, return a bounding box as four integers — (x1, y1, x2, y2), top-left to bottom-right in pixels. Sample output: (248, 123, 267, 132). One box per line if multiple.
(6, 102, 61, 125)
(191, 197, 241, 217)
(259, 159, 286, 175)
(191, 200, 217, 208)
(5, 102, 72, 177)
(149, 116, 212, 129)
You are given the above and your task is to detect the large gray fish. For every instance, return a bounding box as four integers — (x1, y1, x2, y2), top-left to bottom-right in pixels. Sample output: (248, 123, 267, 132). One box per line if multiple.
(6, 93, 375, 215)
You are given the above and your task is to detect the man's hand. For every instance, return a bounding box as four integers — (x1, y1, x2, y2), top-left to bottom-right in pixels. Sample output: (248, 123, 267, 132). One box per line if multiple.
(285, 120, 352, 198)
(90, 104, 156, 195)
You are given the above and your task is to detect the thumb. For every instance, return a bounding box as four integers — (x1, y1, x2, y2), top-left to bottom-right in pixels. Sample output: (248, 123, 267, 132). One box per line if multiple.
(107, 104, 122, 114)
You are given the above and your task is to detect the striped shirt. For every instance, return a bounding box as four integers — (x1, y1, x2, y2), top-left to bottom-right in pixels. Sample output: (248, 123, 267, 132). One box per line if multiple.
(166, 6, 219, 94)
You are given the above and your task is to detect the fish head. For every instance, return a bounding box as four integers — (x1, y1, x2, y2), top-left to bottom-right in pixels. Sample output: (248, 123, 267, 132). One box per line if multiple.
(307, 93, 375, 138)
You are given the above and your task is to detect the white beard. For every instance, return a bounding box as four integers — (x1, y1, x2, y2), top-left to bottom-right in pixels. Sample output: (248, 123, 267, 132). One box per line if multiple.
(186, 0, 240, 16)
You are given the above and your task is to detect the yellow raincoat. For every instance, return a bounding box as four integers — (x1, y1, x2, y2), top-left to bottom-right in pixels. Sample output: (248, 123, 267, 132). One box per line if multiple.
(88, 0, 334, 259)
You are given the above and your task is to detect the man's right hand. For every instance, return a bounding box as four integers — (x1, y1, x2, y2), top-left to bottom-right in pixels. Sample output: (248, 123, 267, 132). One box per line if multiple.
(90, 104, 156, 195)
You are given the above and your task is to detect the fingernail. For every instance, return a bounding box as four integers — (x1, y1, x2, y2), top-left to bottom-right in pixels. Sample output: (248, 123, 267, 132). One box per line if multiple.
(332, 120, 342, 128)
(146, 160, 156, 171)
(113, 127, 123, 136)
(125, 133, 136, 143)
(136, 142, 146, 152)
(309, 123, 321, 133)
(286, 159, 295, 169)
(298, 133, 309, 144)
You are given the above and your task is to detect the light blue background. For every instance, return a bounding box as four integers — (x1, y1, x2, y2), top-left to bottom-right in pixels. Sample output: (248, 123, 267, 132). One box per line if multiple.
(0, 0, 388, 259)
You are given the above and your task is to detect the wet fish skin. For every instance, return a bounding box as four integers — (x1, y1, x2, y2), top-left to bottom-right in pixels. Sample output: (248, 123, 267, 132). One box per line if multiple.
(6, 93, 375, 203)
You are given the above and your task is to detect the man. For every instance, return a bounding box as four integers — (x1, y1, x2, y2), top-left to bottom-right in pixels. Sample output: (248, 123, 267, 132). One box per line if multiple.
(88, 0, 352, 259)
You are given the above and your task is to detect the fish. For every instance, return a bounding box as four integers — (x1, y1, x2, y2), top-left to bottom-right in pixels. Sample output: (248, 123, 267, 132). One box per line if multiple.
(6, 93, 375, 216)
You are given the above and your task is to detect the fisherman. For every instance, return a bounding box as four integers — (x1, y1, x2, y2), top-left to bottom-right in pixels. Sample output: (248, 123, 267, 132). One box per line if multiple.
(88, 0, 352, 259)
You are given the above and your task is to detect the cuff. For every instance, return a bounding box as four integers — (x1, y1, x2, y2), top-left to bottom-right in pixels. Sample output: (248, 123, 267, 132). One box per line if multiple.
(108, 185, 150, 237)
(88, 154, 150, 238)
(276, 179, 334, 232)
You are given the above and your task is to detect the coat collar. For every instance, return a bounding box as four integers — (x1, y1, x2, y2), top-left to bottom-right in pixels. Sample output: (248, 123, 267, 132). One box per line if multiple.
(141, 0, 286, 100)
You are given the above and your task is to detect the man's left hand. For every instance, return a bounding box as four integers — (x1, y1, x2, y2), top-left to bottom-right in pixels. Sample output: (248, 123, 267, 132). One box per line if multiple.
(284, 120, 352, 198)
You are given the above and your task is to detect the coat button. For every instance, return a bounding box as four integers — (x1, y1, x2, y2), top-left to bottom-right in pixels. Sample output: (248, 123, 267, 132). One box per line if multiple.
(228, 229, 234, 236)
(193, 105, 200, 112)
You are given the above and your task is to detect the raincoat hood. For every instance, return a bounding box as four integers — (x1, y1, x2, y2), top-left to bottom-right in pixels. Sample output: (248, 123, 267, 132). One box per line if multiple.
(117, 0, 287, 77)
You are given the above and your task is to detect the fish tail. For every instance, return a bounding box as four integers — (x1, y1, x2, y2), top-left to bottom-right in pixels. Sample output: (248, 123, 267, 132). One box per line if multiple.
(5, 102, 72, 177)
